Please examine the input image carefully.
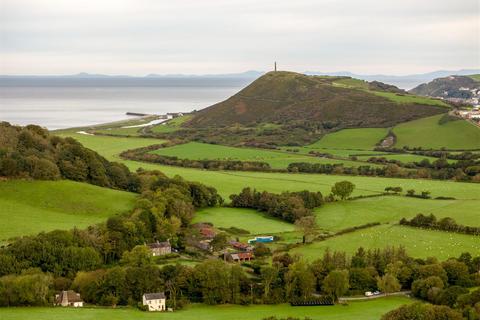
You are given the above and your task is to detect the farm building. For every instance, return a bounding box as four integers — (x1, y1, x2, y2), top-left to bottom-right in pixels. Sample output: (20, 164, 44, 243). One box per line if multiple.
(225, 252, 254, 263)
(248, 236, 274, 244)
(142, 292, 166, 311)
(199, 227, 216, 239)
(147, 241, 171, 256)
(230, 241, 253, 252)
(54, 290, 84, 307)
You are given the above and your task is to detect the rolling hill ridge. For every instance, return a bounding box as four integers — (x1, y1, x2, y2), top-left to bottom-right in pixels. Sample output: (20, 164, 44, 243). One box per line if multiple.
(185, 71, 446, 130)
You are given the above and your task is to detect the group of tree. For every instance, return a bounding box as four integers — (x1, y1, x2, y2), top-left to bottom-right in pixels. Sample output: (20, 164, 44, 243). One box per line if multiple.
(400, 214, 480, 236)
(288, 160, 480, 182)
(0, 170, 222, 278)
(229, 188, 323, 223)
(121, 144, 272, 172)
(2, 238, 480, 319)
(0, 122, 141, 191)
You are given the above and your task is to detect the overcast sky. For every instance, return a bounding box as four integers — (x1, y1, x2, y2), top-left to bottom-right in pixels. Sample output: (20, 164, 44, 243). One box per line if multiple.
(0, 0, 479, 75)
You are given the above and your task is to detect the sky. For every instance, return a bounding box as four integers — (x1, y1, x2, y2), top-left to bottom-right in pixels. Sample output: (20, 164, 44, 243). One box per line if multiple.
(0, 0, 479, 75)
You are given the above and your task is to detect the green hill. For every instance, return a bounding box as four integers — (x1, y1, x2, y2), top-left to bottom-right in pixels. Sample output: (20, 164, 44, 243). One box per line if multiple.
(0, 180, 136, 241)
(410, 75, 480, 99)
(393, 114, 480, 150)
(172, 72, 446, 145)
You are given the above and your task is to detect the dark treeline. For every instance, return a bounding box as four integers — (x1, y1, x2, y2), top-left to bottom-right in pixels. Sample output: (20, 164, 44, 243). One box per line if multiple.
(0, 122, 141, 191)
(121, 143, 272, 172)
(400, 214, 480, 236)
(288, 159, 480, 182)
(229, 188, 323, 223)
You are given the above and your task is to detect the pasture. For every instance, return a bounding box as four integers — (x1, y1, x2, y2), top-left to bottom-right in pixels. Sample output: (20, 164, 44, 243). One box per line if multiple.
(292, 224, 480, 260)
(56, 132, 165, 162)
(0, 296, 412, 320)
(151, 115, 193, 133)
(305, 128, 388, 150)
(0, 180, 136, 241)
(150, 141, 375, 169)
(393, 114, 480, 150)
(315, 196, 480, 232)
(57, 132, 480, 200)
(370, 91, 449, 107)
(193, 207, 295, 234)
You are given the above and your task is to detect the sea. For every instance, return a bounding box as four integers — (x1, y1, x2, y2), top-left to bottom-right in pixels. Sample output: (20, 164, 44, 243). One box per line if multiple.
(0, 77, 252, 130)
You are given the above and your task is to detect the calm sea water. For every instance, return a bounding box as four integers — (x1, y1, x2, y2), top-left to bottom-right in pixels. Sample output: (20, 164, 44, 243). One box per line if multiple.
(0, 79, 249, 130)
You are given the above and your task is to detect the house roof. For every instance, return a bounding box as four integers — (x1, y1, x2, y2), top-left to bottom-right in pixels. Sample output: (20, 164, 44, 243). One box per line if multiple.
(230, 252, 253, 260)
(56, 290, 83, 303)
(147, 241, 170, 249)
(144, 292, 166, 300)
(230, 241, 251, 249)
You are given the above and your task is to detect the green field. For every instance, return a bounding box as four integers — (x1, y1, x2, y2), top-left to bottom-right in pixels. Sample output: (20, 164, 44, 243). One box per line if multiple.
(371, 91, 449, 107)
(0, 180, 136, 241)
(150, 141, 372, 169)
(468, 74, 480, 82)
(292, 224, 480, 260)
(151, 115, 193, 133)
(393, 114, 480, 150)
(56, 132, 165, 162)
(0, 297, 412, 320)
(194, 207, 295, 234)
(94, 126, 142, 136)
(355, 153, 451, 164)
(305, 128, 389, 150)
(315, 196, 480, 232)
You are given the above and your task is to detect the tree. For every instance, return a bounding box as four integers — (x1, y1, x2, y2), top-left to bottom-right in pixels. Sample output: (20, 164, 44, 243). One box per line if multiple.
(285, 260, 315, 301)
(331, 181, 355, 200)
(382, 302, 462, 320)
(210, 232, 229, 252)
(322, 270, 349, 302)
(294, 216, 317, 244)
(377, 273, 401, 295)
(120, 245, 153, 267)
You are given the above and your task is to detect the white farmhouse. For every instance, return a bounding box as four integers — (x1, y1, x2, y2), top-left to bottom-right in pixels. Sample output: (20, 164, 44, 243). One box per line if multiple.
(142, 292, 166, 311)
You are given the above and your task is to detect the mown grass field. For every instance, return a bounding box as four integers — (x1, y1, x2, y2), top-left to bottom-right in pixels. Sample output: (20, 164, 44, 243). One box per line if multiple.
(193, 207, 295, 234)
(56, 132, 165, 162)
(94, 126, 142, 136)
(305, 128, 388, 150)
(315, 196, 480, 232)
(151, 115, 193, 133)
(370, 91, 449, 107)
(150, 141, 371, 169)
(393, 114, 480, 150)
(0, 296, 412, 320)
(292, 224, 480, 260)
(0, 180, 136, 241)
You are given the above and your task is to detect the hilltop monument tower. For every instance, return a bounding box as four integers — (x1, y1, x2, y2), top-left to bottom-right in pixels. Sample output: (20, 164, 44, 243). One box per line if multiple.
(274, 61, 277, 72)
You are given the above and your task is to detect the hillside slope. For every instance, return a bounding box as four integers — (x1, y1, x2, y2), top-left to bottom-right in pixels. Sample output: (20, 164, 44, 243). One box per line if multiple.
(410, 75, 480, 101)
(186, 71, 446, 129)
(0, 180, 136, 241)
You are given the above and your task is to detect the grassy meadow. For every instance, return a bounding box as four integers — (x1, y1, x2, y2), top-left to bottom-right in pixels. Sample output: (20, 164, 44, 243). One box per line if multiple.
(150, 141, 371, 169)
(292, 224, 480, 260)
(0, 296, 412, 320)
(151, 115, 193, 133)
(194, 207, 295, 235)
(393, 114, 480, 150)
(305, 128, 388, 150)
(315, 196, 480, 232)
(0, 180, 136, 241)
